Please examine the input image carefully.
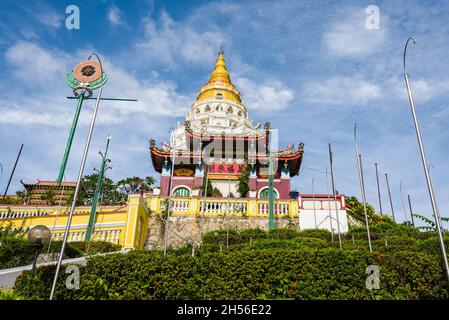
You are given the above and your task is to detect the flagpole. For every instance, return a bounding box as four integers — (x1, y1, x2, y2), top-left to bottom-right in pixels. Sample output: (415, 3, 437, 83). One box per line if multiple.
(325, 166, 334, 242)
(375, 163, 383, 214)
(328, 143, 342, 250)
(403, 37, 449, 282)
(164, 128, 176, 256)
(354, 124, 372, 252)
(385, 173, 396, 222)
(407, 195, 415, 228)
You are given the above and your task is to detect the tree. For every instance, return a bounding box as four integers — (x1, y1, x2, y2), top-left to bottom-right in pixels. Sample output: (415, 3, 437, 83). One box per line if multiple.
(346, 196, 393, 225)
(77, 173, 117, 206)
(237, 164, 250, 198)
(202, 172, 213, 197)
(116, 176, 155, 202)
(15, 189, 28, 204)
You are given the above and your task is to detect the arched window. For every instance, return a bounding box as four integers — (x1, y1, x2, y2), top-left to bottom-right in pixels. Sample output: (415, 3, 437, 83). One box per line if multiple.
(238, 111, 243, 117)
(227, 106, 233, 113)
(195, 108, 200, 114)
(173, 187, 190, 197)
(216, 93, 223, 100)
(205, 105, 211, 112)
(259, 188, 279, 199)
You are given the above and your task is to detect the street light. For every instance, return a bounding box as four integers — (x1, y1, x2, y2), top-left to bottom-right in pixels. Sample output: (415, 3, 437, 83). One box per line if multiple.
(28, 225, 51, 293)
(403, 37, 449, 282)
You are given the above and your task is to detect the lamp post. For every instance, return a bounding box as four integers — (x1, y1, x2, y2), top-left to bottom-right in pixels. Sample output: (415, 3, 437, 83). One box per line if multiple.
(85, 135, 112, 242)
(403, 37, 449, 282)
(28, 225, 51, 296)
(50, 53, 107, 300)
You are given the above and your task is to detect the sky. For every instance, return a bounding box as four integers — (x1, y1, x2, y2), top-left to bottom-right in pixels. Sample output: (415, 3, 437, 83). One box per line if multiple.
(0, 0, 448, 227)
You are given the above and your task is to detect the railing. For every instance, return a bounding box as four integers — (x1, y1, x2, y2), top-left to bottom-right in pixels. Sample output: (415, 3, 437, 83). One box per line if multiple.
(0, 210, 51, 219)
(159, 197, 292, 215)
(258, 202, 290, 215)
(200, 201, 247, 214)
(52, 229, 122, 244)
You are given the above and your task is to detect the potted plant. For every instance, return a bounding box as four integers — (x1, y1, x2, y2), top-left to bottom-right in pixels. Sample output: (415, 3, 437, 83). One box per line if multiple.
(249, 189, 257, 198)
(191, 187, 201, 197)
(153, 187, 161, 196)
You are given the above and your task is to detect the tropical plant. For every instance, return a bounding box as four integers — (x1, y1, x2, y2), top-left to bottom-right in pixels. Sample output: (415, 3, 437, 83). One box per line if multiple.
(413, 213, 449, 232)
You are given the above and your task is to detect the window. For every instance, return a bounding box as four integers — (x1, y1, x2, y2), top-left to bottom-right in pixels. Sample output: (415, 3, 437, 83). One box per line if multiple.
(173, 187, 190, 197)
(216, 93, 223, 100)
(259, 188, 279, 199)
(227, 106, 233, 113)
(205, 105, 211, 112)
(216, 104, 223, 111)
(195, 108, 200, 114)
(238, 111, 243, 117)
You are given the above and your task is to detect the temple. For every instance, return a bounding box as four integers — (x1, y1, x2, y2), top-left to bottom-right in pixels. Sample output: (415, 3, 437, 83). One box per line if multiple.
(150, 50, 304, 201)
(0, 50, 349, 251)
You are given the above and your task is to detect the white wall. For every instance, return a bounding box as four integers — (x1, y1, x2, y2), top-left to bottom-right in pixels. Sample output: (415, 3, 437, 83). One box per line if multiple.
(299, 208, 349, 233)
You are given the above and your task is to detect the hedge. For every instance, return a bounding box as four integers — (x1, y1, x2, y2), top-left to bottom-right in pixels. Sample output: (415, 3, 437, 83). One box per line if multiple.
(14, 248, 449, 300)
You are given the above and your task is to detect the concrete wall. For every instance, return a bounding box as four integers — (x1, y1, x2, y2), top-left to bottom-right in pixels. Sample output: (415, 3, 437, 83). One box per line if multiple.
(144, 214, 299, 250)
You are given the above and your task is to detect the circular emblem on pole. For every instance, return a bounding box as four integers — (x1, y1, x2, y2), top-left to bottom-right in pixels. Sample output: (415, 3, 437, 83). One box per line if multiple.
(67, 59, 108, 93)
(72, 60, 102, 83)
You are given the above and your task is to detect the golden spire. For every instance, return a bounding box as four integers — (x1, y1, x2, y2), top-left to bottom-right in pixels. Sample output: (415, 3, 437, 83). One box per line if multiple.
(196, 48, 242, 104)
(209, 47, 231, 83)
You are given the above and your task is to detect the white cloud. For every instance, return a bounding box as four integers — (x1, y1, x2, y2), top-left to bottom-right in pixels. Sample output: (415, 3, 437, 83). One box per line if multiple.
(137, 11, 225, 68)
(1, 41, 190, 128)
(235, 77, 294, 111)
(107, 6, 124, 26)
(35, 10, 62, 29)
(323, 8, 387, 57)
(302, 76, 382, 106)
(5, 41, 69, 84)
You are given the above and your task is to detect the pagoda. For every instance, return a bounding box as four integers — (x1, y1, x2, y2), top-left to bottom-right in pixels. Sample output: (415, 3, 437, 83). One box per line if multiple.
(150, 50, 304, 200)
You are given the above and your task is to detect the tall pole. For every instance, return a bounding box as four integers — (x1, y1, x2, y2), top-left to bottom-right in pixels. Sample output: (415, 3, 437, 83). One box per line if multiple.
(358, 154, 373, 252)
(385, 173, 396, 222)
(328, 144, 342, 249)
(50, 54, 105, 300)
(2, 144, 23, 199)
(400, 181, 408, 224)
(312, 177, 317, 229)
(164, 128, 176, 256)
(268, 131, 275, 230)
(57, 94, 85, 184)
(403, 37, 449, 282)
(85, 135, 111, 241)
(354, 124, 372, 252)
(325, 166, 334, 242)
(375, 163, 383, 215)
(407, 195, 415, 228)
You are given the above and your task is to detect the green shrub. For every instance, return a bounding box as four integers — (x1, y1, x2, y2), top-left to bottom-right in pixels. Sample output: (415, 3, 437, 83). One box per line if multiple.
(69, 241, 122, 255)
(13, 248, 449, 300)
(268, 228, 299, 240)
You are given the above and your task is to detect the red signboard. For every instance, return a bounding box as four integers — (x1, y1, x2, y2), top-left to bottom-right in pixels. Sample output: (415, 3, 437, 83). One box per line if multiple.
(207, 164, 245, 175)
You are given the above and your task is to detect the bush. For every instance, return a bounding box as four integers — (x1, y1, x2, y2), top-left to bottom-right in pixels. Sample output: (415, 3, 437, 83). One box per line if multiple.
(13, 248, 449, 300)
(69, 241, 122, 255)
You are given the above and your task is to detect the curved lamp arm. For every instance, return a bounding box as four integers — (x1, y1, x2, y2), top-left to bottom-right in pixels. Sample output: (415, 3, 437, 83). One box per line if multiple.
(403, 37, 416, 75)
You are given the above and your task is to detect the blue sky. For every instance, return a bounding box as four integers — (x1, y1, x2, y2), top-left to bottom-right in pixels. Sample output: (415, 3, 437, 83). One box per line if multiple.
(0, 0, 448, 227)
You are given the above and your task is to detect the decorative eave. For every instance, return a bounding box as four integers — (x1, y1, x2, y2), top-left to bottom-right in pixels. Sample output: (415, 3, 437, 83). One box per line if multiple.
(149, 139, 304, 176)
(21, 180, 77, 191)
